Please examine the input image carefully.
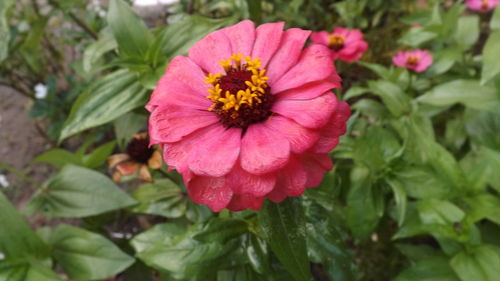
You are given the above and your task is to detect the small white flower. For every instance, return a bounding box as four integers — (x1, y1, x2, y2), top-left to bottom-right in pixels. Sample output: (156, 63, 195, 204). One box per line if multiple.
(97, 9, 107, 18)
(0, 253, 5, 260)
(34, 83, 48, 99)
(0, 174, 9, 188)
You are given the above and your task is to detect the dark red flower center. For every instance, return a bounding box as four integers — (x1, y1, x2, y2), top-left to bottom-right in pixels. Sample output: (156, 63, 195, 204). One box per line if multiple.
(205, 54, 274, 129)
(126, 136, 155, 163)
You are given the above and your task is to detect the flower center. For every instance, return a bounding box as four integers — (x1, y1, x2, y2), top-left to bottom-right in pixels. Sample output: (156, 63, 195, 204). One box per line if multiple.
(328, 34, 345, 51)
(205, 54, 274, 129)
(481, 0, 490, 10)
(126, 135, 155, 163)
(406, 55, 419, 66)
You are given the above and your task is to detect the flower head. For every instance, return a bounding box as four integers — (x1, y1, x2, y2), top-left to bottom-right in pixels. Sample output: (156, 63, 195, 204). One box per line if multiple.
(311, 27, 368, 62)
(108, 133, 162, 182)
(466, 0, 500, 12)
(392, 49, 433, 73)
(147, 20, 350, 212)
(34, 83, 48, 99)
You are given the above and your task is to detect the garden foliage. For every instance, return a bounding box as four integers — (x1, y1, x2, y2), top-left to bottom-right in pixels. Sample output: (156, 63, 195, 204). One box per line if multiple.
(1, 0, 500, 280)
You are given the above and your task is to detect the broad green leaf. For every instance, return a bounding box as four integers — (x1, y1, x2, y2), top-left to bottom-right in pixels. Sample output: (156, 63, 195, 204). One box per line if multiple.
(427, 47, 462, 76)
(358, 62, 391, 79)
(131, 179, 187, 218)
(83, 28, 117, 72)
(130, 223, 186, 253)
(454, 15, 479, 50)
(464, 194, 500, 226)
(134, 224, 236, 278)
(193, 218, 248, 243)
(398, 27, 437, 47)
(464, 109, 500, 150)
(258, 198, 312, 281)
(492, 5, 500, 30)
(49, 224, 134, 281)
(481, 30, 500, 85)
(352, 99, 390, 119)
(417, 199, 464, 225)
(26, 165, 136, 218)
(0, 192, 49, 260)
(346, 166, 384, 240)
(394, 165, 453, 199)
(396, 243, 441, 262)
(450, 245, 500, 281)
(418, 80, 500, 112)
(481, 146, 500, 192)
(387, 178, 408, 227)
(395, 255, 458, 281)
(368, 80, 411, 117)
(0, 0, 14, 62)
(246, 235, 271, 275)
(344, 86, 369, 100)
(82, 140, 116, 169)
(108, 0, 153, 58)
(114, 111, 147, 150)
(33, 149, 82, 169)
(60, 69, 148, 141)
(0, 260, 64, 281)
(246, 0, 262, 23)
(459, 151, 490, 192)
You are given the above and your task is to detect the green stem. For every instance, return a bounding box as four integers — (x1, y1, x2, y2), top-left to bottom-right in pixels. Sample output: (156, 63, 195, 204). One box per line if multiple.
(0, 161, 42, 189)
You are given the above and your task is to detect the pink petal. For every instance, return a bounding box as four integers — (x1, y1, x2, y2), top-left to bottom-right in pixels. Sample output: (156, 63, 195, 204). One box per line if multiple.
(311, 101, 350, 153)
(147, 56, 208, 111)
(266, 28, 311, 84)
(272, 92, 338, 129)
(299, 153, 333, 188)
(274, 77, 340, 100)
(148, 104, 217, 143)
(188, 30, 232, 74)
(221, 20, 256, 57)
(251, 22, 285, 67)
(264, 116, 319, 154)
(186, 175, 233, 212)
(161, 125, 214, 173)
(240, 123, 290, 175)
(226, 193, 264, 211)
(272, 44, 336, 94)
(188, 125, 242, 177)
(225, 164, 276, 197)
(267, 156, 307, 203)
(310, 31, 329, 46)
(392, 51, 408, 68)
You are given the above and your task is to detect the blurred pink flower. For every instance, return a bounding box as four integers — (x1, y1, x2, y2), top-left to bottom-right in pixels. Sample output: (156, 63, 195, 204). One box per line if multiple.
(466, 0, 500, 12)
(147, 20, 350, 212)
(311, 27, 368, 62)
(392, 49, 433, 73)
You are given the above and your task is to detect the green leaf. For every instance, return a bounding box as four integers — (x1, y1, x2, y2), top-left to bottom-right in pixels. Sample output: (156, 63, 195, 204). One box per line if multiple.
(246, 0, 262, 23)
(83, 28, 117, 73)
(358, 62, 391, 79)
(398, 27, 437, 47)
(387, 178, 408, 227)
(0, 0, 14, 62)
(108, 0, 153, 58)
(258, 198, 312, 281)
(491, 5, 500, 30)
(131, 179, 187, 218)
(133, 224, 236, 278)
(0, 260, 64, 281)
(346, 166, 384, 240)
(481, 146, 500, 192)
(344, 86, 369, 100)
(193, 218, 248, 243)
(59, 69, 148, 141)
(464, 109, 500, 150)
(0, 192, 49, 260)
(367, 80, 411, 117)
(246, 235, 271, 275)
(454, 15, 479, 50)
(450, 245, 500, 281)
(114, 112, 147, 150)
(33, 149, 83, 169)
(464, 193, 500, 226)
(417, 199, 464, 225)
(49, 224, 134, 281)
(394, 165, 453, 199)
(418, 80, 500, 112)
(82, 140, 116, 169)
(26, 165, 136, 218)
(395, 255, 458, 281)
(481, 31, 500, 85)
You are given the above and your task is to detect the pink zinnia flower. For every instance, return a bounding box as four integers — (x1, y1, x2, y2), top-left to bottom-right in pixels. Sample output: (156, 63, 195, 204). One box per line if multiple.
(392, 49, 433, 73)
(466, 0, 500, 12)
(147, 20, 350, 212)
(311, 27, 368, 62)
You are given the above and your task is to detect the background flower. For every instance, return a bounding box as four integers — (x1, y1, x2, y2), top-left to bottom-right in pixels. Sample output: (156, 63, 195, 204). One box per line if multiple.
(466, 0, 500, 12)
(147, 20, 350, 212)
(392, 49, 433, 72)
(311, 27, 368, 62)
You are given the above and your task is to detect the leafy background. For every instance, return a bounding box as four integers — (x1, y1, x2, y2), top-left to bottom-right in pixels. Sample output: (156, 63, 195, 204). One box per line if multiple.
(1, 0, 500, 280)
